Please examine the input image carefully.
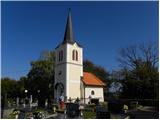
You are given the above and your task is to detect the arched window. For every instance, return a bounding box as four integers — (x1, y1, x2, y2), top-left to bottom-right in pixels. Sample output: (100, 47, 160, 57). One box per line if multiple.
(58, 50, 63, 61)
(72, 50, 78, 61)
(59, 52, 61, 61)
(57, 52, 59, 62)
(91, 90, 95, 95)
(72, 50, 75, 60)
(76, 51, 78, 61)
(61, 50, 63, 61)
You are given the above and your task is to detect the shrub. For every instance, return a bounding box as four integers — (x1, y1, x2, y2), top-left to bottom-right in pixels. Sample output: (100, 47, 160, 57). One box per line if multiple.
(82, 111, 96, 119)
(7, 109, 20, 119)
(99, 102, 108, 109)
(84, 104, 96, 112)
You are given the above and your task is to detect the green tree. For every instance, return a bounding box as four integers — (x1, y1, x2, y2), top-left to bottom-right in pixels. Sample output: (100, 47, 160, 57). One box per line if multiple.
(16, 76, 29, 98)
(1, 77, 17, 98)
(27, 50, 55, 107)
(83, 60, 109, 82)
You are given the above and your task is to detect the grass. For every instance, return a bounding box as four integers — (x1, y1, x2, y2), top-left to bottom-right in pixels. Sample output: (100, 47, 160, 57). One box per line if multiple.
(7, 113, 16, 119)
(56, 109, 65, 113)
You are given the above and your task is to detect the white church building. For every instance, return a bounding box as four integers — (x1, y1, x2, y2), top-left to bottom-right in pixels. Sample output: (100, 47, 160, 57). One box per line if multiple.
(54, 10, 105, 104)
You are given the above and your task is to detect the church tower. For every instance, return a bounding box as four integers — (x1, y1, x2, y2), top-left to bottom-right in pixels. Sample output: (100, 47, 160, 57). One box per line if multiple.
(54, 10, 83, 101)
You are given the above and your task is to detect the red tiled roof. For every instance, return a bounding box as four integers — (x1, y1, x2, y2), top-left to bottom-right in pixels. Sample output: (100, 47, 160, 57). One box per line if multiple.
(82, 72, 106, 86)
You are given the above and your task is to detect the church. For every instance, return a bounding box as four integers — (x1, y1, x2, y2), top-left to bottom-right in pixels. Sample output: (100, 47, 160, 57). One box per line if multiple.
(54, 10, 105, 104)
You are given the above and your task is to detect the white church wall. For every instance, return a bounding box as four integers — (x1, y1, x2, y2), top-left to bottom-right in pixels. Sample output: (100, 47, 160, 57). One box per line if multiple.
(85, 86, 104, 104)
(67, 64, 82, 99)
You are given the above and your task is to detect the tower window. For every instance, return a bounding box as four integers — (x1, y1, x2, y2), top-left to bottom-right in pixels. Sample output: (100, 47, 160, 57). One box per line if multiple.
(72, 50, 75, 60)
(61, 50, 63, 61)
(72, 50, 78, 61)
(59, 52, 61, 61)
(76, 51, 78, 61)
(58, 50, 63, 61)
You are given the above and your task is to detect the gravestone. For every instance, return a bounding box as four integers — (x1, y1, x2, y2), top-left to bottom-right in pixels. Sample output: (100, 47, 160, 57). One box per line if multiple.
(23, 99, 26, 108)
(29, 95, 32, 108)
(16, 97, 19, 107)
(96, 106, 110, 119)
(45, 99, 48, 108)
(18, 111, 25, 119)
(66, 103, 80, 118)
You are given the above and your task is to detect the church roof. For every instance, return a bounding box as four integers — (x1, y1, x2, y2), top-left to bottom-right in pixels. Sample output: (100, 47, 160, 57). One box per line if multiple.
(56, 9, 82, 49)
(82, 72, 106, 86)
(62, 8, 75, 44)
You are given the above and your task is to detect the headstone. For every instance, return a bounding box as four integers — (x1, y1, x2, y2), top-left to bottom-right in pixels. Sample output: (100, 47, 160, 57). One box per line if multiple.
(18, 111, 25, 119)
(7, 101, 11, 108)
(45, 99, 48, 108)
(16, 97, 19, 107)
(23, 99, 26, 108)
(96, 106, 110, 119)
(66, 103, 80, 118)
(29, 95, 32, 108)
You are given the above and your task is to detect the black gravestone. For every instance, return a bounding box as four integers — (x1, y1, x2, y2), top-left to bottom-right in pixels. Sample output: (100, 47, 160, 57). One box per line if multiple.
(18, 111, 25, 119)
(66, 103, 80, 118)
(96, 106, 110, 119)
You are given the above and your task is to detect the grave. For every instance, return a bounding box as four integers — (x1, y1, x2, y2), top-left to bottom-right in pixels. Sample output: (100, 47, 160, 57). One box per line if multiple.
(66, 103, 80, 118)
(18, 110, 25, 119)
(96, 106, 110, 119)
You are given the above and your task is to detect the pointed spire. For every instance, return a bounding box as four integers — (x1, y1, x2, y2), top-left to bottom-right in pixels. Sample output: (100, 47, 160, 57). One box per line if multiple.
(63, 8, 75, 44)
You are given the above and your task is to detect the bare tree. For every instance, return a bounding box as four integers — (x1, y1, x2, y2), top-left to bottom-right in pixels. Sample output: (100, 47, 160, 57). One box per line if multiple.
(39, 50, 55, 61)
(118, 42, 158, 69)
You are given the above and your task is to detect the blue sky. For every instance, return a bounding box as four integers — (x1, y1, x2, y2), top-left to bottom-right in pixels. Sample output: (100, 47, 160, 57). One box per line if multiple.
(2, 1, 158, 80)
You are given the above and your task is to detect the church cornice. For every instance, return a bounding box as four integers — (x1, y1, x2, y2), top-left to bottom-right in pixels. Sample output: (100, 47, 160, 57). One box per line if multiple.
(55, 61, 83, 67)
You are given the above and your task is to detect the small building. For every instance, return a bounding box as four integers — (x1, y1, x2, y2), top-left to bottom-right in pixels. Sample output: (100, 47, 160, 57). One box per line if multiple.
(54, 9, 106, 104)
(81, 72, 106, 104)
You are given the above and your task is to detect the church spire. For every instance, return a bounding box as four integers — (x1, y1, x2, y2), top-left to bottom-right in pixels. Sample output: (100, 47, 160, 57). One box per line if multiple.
(63, 8, 75, 44)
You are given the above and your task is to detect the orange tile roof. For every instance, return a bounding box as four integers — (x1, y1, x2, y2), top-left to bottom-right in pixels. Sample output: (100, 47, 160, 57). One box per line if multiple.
(82, 72, 106, 86)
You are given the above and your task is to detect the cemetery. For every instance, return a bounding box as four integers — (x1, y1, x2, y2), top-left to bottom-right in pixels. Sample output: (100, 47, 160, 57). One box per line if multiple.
(1, 95, 159, 119)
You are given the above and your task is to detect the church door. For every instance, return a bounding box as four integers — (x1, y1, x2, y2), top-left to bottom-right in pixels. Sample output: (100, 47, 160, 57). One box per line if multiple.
(55, 82, 64, 103)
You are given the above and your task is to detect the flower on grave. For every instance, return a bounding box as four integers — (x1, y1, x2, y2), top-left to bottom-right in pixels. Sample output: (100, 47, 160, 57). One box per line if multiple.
(12, 110, 20, 115)
(37, 111, 45, 119)
(26, 112, 34, 119)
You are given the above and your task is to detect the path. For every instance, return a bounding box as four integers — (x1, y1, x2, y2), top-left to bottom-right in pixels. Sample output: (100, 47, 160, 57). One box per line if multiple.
(128, 106, 159, 119)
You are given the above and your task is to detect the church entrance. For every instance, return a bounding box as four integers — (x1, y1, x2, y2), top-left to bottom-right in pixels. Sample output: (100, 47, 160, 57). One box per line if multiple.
(91, 98, 99, 105)
(55, 82, 64, 103)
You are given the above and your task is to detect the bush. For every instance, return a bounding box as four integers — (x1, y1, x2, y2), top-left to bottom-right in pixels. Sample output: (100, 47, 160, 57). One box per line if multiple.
(7, 109, 20, 119)
(99, 102, 108, 109)
(84, 104, 96, 112)
(82, 111, 96, 119)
